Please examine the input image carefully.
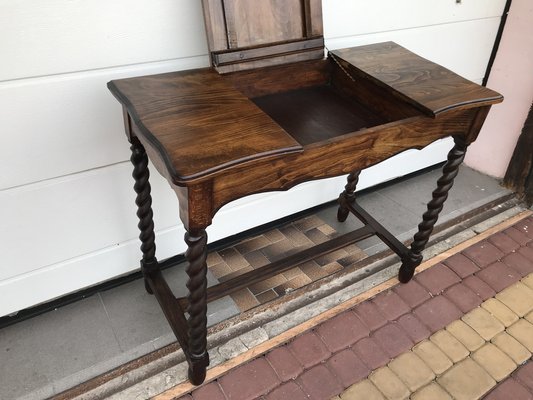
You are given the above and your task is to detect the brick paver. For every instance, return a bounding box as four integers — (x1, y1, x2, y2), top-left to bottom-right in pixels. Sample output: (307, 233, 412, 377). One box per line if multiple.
(472, 343, 516, 382)
(415, 263, 461, 295)
(182, 216, 533, 400)
(369, 367, 410, 400)
(316, 311, 369, 352)
(437, 358, 496, 400)
(446, 320, 484, 351)
(388, 352, 435, 391)
(484, 378, 533, 400)
(481, 298, 519, 327)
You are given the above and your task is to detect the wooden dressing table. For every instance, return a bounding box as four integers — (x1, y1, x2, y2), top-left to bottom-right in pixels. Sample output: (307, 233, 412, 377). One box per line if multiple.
(107, 0, 502, 385)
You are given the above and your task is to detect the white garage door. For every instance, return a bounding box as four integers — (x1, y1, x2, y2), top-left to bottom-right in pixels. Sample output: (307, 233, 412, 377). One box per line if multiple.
(0, 0, 507, 316)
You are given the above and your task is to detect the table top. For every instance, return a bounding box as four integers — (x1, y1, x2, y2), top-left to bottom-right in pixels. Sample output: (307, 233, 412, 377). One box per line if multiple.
(108, 42, 502, 186)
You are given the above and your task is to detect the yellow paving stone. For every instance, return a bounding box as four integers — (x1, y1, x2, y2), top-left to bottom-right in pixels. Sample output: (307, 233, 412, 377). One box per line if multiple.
(495, 282, 533, 317)
(462, 307, 505, 340)
(430, 330, 469, 362)
(413, 340, 453, 375)
(369, 367, 410, 400)
(410, 383, 452, 400)
(491, 332, 531, 364)
(471, 343, 516, 381)
(522, 274, 533, 290)
(526, 310, 533, 324)
(331, 397, 342, 400)
(481, 298, 519, 327)
(507, 319, 533, 351)
(387, 352, 435, 392)
(340, 380, 385, 400)
(437, 358, 496, 400)
(446, 320, 485, 351)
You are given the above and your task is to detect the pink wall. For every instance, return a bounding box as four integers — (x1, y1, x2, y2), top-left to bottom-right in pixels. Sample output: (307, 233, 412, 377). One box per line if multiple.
(465, 0, 533, 178)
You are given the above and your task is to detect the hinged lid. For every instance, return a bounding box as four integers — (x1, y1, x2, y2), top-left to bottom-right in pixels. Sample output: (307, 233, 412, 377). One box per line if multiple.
(202, 0, 324, 73)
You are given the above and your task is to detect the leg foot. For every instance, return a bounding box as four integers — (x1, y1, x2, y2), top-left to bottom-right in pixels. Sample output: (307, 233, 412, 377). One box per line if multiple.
(187, 352, 209, 385)
(337, 170, 361, 222)
(398, 252, 423, 283)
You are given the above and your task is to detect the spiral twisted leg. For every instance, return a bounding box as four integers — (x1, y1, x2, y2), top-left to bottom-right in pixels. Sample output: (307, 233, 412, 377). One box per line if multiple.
(337, 170, 362, 222)
(399, 137, 468, 283)
(130, 138, 158, 294)
(185, 229, 209, 384)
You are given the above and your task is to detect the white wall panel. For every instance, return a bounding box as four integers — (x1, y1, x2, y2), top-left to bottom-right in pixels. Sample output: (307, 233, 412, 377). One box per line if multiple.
(0, 0, 505, 315)
(0, 0, 208, 81)
(0, 56, 209, 190)
(323, 0, 506, 39)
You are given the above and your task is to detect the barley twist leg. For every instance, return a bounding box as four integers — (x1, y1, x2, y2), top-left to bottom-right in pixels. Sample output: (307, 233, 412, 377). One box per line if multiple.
(130, 137, 158, 294)
(337, 170, 362, 222)
(399, 137, 468, 283)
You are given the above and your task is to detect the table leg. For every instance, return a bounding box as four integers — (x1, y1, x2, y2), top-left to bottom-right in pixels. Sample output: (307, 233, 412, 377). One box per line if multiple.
(185, 229, 210, 384)
(337, 170, 362, 222)
(130, 137, 158, 294)
(398, 136, 468, 282)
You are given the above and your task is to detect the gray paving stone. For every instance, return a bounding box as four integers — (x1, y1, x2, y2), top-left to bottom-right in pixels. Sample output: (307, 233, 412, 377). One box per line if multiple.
(0, 295, 121, 399)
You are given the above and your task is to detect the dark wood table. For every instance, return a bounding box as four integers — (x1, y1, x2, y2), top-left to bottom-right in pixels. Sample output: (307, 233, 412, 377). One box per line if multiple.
(107, 1, 502, 386)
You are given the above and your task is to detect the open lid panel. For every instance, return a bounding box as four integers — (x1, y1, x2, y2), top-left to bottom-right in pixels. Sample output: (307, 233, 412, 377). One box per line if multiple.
(202, 0, 324, 73)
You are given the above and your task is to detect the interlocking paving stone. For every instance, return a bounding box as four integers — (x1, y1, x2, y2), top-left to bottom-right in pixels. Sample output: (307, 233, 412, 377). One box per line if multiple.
(316, 311, 369, 352)
(495, 282, 533, 317)
(444, 253, 481, 278)
(488, 232, 521, 253)
(463, 241, 505, 268)
(297, 364, 343, 400)
(444, 282, 482, 313)
(476, 261, 521, 292)
(353, 301, 387, 332)
(396, 314, 431, 343)
(415, 264, 461, 295)
(503, 252, 533, 277)
(413, 340, 453, 375)
(503, 227, 531, 246)
(483, 378, 533, 400)
(437, 358, 496, 400)
(234, 235, 271, 255)
(518, 246, 533, 262)
(515, 362, 533, 392)
(369, 366, 410, 400)
(430, 330, 469, 362)
(191, 382, 226, 400)
(471, 343, 516, 382)
(463, 275, 497, 301)
(371, 291, 410, 321)
(352, 337, 390, 370)
(507, 320, 533, 351)
(218, 358, 280, 400)
(462, 307, 505, 340)
(527, 311, 533, 324)
(481, 298, 520, 327)
(388, 352, 435, 392)
(491, 332, 531, 364)
(410, 383, 452, 400)
(327, 349, 370, 388)
(524, 274, 533, 290)
(340, 380, 385, 400)
(413, 295, 463, 332)
(265, 347, 303, 382)
(446, 320, 485, 351)
(265, 381, 308, 400)
(287, 332, 331, 368)
(392, 280, 431, 308)
(372, 323, 414, 359)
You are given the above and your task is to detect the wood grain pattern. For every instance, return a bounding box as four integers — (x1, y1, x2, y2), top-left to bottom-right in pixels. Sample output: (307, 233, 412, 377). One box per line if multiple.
(331, 42, 503, 116)
(108, 69, 303, 183)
